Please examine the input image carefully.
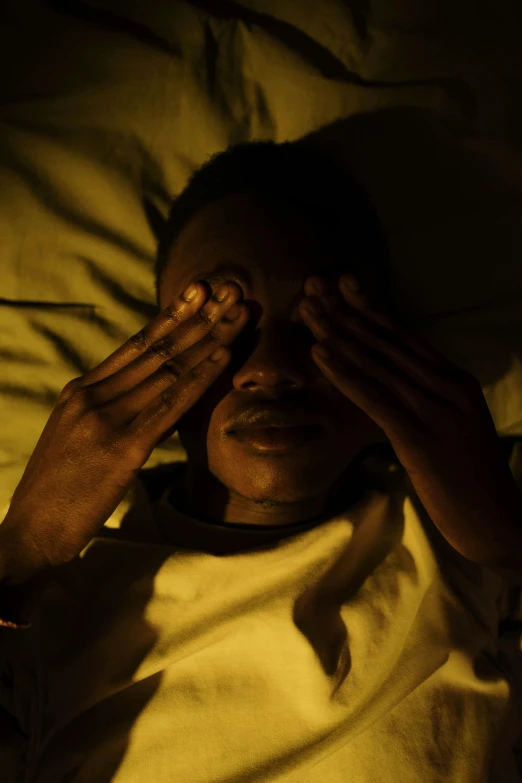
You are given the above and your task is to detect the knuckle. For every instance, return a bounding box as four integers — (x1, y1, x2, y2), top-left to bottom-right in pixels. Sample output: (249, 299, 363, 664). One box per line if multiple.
(64, 385, 96, 412)
(59, 377, 82, 401)
(163, 357, 184, 380)
(197, 307, 218, 327)
(160, 388, 177, 412)
(148, 336, 175, 359)
(189, 362, 208, 382)
(71, 386, 92, 408)
(208, 325, 224, 343)
(164, 302, 186, 325)
(129, 328, 150, 351)
(204, 332, 224, 354)
(130, 306, 185, 352)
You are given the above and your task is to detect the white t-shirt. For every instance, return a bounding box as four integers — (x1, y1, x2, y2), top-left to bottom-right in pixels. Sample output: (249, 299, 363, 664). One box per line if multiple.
(1, 451, 521, 782)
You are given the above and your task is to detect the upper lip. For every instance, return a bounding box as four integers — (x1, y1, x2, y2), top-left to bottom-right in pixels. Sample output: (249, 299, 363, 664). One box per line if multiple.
(226, 406, 327, 433)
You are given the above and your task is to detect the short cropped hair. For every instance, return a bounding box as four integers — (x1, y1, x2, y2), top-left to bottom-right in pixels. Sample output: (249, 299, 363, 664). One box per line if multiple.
(154, 139, 389, 307)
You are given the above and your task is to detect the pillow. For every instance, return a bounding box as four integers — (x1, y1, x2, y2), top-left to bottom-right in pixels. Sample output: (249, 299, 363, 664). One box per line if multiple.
(1, 0, 521, 515)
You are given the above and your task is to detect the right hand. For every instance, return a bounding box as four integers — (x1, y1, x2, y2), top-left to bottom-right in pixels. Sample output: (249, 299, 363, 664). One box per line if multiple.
(0, 281, 249, 576)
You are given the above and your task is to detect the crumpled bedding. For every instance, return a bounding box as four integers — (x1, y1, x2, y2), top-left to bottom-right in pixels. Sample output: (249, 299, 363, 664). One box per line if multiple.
(1, 453, 522, 782)
(1, 0, 522, 516)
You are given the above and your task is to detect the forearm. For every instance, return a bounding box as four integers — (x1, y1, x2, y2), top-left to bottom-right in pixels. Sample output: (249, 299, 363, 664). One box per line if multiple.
(404, 468, 522, 571)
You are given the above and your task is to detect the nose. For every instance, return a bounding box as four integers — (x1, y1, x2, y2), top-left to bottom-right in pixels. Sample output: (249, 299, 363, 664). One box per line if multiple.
(230, 318, 312, 393)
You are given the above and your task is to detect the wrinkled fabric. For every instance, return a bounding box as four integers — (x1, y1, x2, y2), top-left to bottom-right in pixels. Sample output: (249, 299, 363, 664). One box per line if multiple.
(2, 0, 522, 518)
(1, 453, 521, 782)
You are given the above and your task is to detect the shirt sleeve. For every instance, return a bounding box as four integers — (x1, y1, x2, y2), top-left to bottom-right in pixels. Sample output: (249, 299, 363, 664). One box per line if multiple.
(498, 580, 522, 775)
(0, 660, 28, 782)
(502, 439, 522, 770)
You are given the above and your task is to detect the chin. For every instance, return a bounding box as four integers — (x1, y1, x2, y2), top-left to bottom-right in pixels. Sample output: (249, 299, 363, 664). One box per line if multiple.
(212, 449, 342, 504)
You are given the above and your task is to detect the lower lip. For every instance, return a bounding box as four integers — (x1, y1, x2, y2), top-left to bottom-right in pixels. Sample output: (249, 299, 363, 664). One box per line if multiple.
(229, 426, 325, 453)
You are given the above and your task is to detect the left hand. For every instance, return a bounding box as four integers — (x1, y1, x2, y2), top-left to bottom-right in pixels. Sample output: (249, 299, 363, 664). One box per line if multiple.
(300, 272, 522, 567)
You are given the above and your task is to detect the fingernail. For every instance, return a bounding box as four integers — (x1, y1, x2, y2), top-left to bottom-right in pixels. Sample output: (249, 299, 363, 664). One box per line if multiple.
(182, 283, 198, 302)
(314, 343, 332, 360)
(343, 275, 361, 292)
(214, 284, 230, 302)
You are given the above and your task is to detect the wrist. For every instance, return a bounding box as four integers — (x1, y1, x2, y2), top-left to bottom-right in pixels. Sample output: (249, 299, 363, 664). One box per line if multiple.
(0, 523, 53, 586)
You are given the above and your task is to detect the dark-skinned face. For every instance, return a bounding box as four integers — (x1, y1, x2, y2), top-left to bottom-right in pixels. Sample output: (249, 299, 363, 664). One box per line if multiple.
(159, 192, 384, 527)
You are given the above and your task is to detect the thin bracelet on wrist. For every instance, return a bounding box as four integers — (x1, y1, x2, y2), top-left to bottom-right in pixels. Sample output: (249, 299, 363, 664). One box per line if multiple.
(0, 615, 32, 629)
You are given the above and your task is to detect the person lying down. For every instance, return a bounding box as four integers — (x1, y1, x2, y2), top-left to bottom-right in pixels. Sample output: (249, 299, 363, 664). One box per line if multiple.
(1, 139, 522, 782)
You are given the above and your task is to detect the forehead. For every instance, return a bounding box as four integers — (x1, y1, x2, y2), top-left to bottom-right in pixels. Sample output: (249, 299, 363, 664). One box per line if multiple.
(166, 192, 344, 286)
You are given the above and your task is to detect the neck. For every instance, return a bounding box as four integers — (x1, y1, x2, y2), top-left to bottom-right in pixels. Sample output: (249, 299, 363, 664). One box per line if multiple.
(178, 460, 368, 528)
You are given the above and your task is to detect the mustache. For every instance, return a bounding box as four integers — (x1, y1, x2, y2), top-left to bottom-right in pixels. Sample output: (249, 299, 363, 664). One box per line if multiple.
(225, 402, 329, 432)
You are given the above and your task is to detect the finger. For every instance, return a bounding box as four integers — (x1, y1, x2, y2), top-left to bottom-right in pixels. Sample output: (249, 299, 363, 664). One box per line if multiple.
(339, 298, 471, 407)
(309, 272, 455, 371)
(102, 302, 246, 421)
(314, 330, 447, 421)
(337, 275, 458, 372)
(306, 273, 381, 322)
(331, 305, 458, 399)
(311, 342, 421, 441)
(80, 283, 246, 404)
(79, 283, 208, 387)
(127, 342, 233, 445)
(304, 286, 468, 406)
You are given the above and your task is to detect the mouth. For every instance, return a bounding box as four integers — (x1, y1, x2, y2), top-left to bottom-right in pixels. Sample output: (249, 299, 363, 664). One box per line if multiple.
(228, 425, 326, 453)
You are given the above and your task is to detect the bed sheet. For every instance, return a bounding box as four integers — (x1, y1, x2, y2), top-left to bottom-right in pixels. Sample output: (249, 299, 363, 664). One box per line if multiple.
(1, 0, 522, 514)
